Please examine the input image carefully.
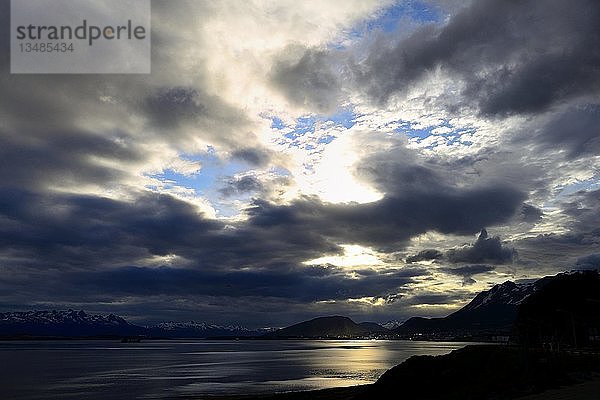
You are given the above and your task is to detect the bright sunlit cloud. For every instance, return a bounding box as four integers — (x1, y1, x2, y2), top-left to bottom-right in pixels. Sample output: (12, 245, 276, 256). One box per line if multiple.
(304, 244, 384, 268)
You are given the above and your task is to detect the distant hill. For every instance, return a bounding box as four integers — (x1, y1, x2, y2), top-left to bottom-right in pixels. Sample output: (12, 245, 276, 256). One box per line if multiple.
(394, 278, 545, 338)
(266, 316, 387, 338)
(359, 321, 389, 334)
(0, 309, 144, 337)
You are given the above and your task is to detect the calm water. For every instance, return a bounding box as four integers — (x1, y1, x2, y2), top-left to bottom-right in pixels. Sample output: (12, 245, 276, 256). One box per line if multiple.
(0, 340, 476, 399)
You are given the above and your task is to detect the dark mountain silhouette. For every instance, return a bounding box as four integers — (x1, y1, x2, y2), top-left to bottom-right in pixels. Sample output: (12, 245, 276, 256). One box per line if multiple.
(358, 321, 389, 334)
(394, 281, 539, 338)
(393, 270, 600, 345)
(515, 270, 600, 348)
(266, 316, 387, 338)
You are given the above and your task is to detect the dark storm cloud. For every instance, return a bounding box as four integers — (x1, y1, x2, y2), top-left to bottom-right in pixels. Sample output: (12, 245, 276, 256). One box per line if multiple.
(511, 190, 600, 272)
(219, 175, 264, 197)
(0, 187, 350, 272)
(0, 188, 221, 268)
(562, 189, 600, 235)
(355, 0, 600, 116)
(513, 104, 600, 159)
(446, 229, 515, 264)
(231, 148, 271, 167)
(64, 265, 422, 303)
(575, 254, 600, 271)
(406, 249, 443, 263)
(0, 144, 526, 309)
(516, 231, 600, 269)
(517, 204, 544, 224)
(540, 105, 600, 158)
(404, 293, 461, 306)
(0, 253, 425, 308)
(246, 181, 525, 251)
(441, 264, 495, 277)
(0, 130, 142, 190)
(270, 46, 343, 113)
(144, 87, 207, 128)
(140, 86, 256, 152)
(247, 139, 516, 252)
(406, 228, 523, 272)
(462, 278, 477, 286)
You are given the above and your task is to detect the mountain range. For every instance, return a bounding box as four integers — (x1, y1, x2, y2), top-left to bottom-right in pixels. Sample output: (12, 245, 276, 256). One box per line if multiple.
(1, 270, 597, 341)
(148, 321, 275, 338)
(264, 275, 552, 340)
(0, 310, 271, 338)
(0, 309, 144, 337)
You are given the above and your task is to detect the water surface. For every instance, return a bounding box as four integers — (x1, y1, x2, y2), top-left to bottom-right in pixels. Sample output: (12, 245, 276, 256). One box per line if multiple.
(0, 340, 476, 399)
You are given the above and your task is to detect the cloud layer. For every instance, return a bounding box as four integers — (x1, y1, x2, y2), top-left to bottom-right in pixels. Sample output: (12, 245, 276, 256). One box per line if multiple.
(0, 0, 598, 326)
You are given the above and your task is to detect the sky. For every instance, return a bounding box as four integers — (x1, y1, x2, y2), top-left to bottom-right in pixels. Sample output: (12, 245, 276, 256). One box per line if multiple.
(0, 0, 599, 327)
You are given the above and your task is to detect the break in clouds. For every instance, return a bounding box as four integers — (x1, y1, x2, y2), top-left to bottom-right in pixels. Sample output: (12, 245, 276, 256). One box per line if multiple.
(0, 0, 599, 326)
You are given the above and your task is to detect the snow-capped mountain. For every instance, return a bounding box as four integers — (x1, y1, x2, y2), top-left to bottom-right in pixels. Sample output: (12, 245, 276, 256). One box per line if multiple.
(149, 321, 252, 337)
(395, 278, 548, 338)
(382, 320, 404, 330)
(1, 309, 127, 324)
(0, 310, 270, 338)
(152, 321, 248, 331)
(0, 309, 143, 337)
(148, 321, 275, 338)
(460, 281, 538, 312)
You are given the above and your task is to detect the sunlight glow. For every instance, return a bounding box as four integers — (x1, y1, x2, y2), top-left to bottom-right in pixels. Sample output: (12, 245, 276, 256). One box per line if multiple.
(309, 132, 383, 204)
(303, 244, 384, 268)
(347, 297, 388, 307)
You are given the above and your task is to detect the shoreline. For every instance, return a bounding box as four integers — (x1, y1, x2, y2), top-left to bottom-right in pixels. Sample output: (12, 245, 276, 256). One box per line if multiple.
(174, 385, 372, 400)
(181, 376, 600, 400)
(178, 345, 600, 400)
(0, 335, 496, 342)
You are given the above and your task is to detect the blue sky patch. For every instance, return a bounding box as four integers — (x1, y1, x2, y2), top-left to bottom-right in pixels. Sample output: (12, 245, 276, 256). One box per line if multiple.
(149, 152, 249, 200)
(367, 0, 441, 32)
(333, 0, 443, 49)
(268, 108, 358, 148)
(270, 116, 286, 130)
(394, 120, 477, 149)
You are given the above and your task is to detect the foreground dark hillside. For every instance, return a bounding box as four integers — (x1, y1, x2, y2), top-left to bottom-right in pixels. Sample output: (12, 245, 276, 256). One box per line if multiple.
(371, 345, 599, 399)
(192, 345, 600, 400)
